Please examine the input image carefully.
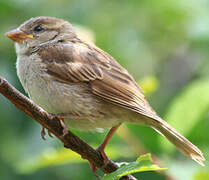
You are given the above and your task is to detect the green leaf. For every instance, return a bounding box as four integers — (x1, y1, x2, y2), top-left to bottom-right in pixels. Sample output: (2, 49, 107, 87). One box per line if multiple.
(102, 154, 166, 180)
(160, 78, 209, 151)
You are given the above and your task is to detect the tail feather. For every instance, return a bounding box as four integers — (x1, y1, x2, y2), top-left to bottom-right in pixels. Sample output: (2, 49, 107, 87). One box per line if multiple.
(152, 120, 205, 166)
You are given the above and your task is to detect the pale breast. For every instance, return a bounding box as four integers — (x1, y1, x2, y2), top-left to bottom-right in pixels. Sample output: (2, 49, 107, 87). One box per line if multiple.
(16, 53, 123, 130)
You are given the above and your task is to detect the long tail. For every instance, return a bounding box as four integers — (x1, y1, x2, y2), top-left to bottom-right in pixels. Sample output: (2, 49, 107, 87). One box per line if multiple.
(151, 119, 205, 166)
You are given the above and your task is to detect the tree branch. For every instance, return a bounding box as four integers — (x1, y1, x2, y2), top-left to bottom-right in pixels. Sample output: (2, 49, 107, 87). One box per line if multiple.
(0, 77, 136, 180)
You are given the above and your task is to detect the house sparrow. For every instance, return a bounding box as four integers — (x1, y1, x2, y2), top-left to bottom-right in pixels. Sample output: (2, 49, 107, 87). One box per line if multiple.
(5, 16, 205, 167)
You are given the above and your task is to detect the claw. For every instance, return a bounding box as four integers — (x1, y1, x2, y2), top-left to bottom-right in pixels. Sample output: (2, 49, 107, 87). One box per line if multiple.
(59, 118, 69, 137)
(48, 130, 53, 138)
(88, 160, 97, 175)
(87, 148, 109, 176)
(49, 113, 69, 137)
(41, 127, 54, 140)
(80, 154, 98, 175)
(41, 127, 46, 140)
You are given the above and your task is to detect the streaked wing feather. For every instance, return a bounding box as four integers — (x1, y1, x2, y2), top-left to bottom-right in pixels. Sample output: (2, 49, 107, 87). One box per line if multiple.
(39, 41, 159, 120)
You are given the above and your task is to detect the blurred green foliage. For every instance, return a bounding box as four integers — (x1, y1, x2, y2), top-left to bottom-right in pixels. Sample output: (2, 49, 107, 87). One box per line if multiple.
(0, 0, 209, 180)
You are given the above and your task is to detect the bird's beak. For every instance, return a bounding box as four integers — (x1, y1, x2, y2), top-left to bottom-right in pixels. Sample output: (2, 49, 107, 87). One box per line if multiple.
(5, 28, 33, 42)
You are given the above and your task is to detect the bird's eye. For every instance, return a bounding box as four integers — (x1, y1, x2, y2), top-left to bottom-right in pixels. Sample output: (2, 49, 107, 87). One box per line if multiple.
(34, 25, 44, 32)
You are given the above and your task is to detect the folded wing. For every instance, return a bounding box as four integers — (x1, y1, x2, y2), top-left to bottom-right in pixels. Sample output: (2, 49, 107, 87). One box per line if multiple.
(39, 40, 159, 120)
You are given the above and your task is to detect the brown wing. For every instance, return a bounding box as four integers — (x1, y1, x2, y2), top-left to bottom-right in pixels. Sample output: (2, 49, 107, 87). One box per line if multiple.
(39, 40, 158, 119)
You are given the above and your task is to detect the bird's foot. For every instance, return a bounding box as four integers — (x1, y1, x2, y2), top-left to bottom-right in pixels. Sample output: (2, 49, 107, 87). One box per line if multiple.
(96, 145, 110, 164)
(55, 113, 85, 137)
(41, 127, 53, 140)
(88, 146, 110, 175)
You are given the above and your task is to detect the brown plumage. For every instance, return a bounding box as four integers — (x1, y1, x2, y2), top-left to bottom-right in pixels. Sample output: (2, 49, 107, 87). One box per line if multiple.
(5, 16, 205, 167)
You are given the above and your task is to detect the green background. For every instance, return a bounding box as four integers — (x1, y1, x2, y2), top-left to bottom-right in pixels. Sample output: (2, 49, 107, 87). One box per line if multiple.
(0, 0, 209, 179)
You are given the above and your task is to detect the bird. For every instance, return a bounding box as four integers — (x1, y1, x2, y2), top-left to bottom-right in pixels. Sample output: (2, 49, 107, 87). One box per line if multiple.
(5, 16, 205, 170)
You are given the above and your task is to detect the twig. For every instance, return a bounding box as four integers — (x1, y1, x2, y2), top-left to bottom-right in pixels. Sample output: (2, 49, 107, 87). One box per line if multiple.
(0, 77, 136, 180)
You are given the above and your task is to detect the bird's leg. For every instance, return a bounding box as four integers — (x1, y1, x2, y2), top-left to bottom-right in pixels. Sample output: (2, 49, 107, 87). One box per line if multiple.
(88, 124, 121, 175)
(96, 124, 121, 162)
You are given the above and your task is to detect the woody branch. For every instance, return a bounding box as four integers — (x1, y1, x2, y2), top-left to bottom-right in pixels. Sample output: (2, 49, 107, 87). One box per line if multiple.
(0, 77, 136, 180)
